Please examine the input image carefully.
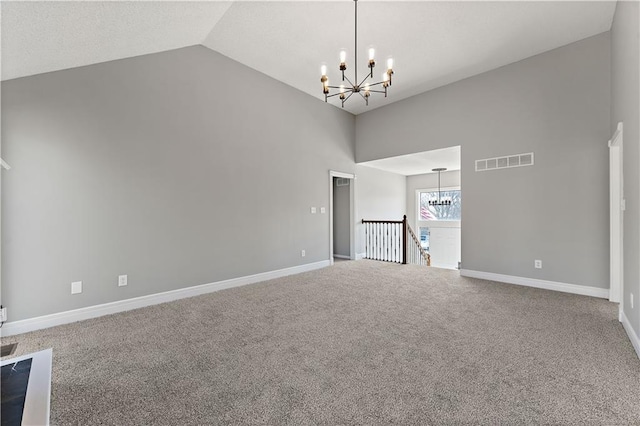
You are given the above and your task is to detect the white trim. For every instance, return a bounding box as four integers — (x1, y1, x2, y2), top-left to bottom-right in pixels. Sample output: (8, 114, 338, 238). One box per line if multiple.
(0, 260, 330, 337)
(330, 171, 355, 179)
(608, 122, 623, 303)
(460, 269, 609, 299)
(333, 254, 350, 259)
(608, 122, 623, 148)
(620, 309, 640, 360)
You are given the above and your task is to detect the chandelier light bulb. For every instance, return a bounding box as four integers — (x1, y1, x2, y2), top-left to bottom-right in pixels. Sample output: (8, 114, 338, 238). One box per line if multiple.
(387, 58, 394, 70)
(340, 50, 347, 64)
(368, 48, 375, 61)
(339, 85, 345, 94)
(321, 65, 327, 76)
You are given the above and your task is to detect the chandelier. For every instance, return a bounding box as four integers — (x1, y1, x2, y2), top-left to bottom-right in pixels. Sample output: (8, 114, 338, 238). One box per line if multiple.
(320, 0, 394, 108)
(429, 168, 452, 206)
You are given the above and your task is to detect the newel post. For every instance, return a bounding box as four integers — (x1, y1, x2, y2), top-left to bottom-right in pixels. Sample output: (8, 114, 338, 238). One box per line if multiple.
(402, 215, 407, 265)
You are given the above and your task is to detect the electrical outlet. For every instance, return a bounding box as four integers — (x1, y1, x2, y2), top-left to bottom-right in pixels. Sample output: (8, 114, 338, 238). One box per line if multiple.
(71, 281, 82, 294)
(534, 260, 542, 269)
(0, 306, 6, 323)
(301, 250, 306, 257)
(118, 275, 128, 287)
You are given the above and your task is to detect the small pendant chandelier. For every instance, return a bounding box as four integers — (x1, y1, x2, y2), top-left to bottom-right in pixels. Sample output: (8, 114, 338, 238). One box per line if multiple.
(429, 168, 452, 206)
(319, 0, 394, 108)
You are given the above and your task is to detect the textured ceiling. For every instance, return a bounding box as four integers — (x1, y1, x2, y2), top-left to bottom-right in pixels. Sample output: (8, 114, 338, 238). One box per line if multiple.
(0, 1, 233, 82)
(1, 1, 617, 115)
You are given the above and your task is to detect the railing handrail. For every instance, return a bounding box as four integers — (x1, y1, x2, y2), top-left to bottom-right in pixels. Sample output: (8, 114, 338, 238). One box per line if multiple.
(361, 219, 404, 224)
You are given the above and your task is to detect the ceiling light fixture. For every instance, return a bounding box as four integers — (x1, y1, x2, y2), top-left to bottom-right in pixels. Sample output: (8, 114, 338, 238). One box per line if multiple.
(320, 0, 394, 108)
(429, 168, 452, 206)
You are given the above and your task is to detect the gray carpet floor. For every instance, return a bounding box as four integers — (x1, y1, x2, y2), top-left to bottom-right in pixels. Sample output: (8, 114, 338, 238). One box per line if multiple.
(2, 260, 640, 425)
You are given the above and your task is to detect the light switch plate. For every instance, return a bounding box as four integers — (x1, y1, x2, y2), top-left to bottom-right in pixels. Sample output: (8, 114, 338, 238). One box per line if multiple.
(310, 207, 317, 214)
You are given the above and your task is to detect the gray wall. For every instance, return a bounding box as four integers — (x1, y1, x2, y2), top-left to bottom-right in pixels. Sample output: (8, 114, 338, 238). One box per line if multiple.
(1, 46, 357, 321)
(611, 1, 640, 338)
(354, 165, 406, 256)
(406, 170, 461, 231)
(333, 178, 350, 257)
(357, 33, 611, 289)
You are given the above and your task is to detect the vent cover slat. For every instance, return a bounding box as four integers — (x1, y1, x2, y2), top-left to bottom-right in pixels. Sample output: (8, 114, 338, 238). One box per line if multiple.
(476, 152, 534, 172)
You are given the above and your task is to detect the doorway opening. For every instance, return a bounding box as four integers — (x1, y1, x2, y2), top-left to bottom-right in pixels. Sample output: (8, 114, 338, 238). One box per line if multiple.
(329, 171, 355, 264)
(356, 146, 461, 269)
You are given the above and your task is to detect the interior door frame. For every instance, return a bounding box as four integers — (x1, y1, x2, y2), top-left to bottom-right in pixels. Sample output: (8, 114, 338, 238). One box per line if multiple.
(608, 122, 623, 307)
(329, 170, 356, 264)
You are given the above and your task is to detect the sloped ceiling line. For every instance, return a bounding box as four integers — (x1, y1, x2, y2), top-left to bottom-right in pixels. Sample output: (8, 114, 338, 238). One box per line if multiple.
(1, 1, 616, 115)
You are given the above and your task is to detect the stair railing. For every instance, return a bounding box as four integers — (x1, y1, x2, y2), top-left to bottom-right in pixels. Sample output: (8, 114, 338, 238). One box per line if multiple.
(406, 222, 431, 266)
(361, 215, 430, 266)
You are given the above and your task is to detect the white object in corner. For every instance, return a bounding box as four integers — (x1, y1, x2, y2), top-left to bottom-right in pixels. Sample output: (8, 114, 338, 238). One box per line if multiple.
(620, 310, 640, 360)
(0, 260, 330, 337)
(459, 269, 609, 299)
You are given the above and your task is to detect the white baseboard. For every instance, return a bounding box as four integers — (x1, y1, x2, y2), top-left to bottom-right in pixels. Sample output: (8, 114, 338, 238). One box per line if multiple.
(333, 254, 351, 260)
(355, 252, 366, 260)
(620, 309, 640, 360)
(459, 269, 610, 299)
(0, 260, 331, 337)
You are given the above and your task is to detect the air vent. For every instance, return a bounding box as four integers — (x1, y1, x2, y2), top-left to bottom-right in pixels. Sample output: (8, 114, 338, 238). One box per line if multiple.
(475, 152, 534, 172)
(336, 178, 350, 187)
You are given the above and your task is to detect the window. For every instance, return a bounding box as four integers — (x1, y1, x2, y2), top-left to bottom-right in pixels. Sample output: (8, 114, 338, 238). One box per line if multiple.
(419, 227, 430, 252)
(419, 190, 461, 221)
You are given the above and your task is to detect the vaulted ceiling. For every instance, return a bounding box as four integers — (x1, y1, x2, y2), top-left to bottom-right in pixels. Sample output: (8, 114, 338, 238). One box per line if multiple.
(1, 1, 616, 115)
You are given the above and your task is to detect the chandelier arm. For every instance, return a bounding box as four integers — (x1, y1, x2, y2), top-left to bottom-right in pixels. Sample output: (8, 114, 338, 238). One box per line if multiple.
(326, 92, 348, 99)
(342, 75, 356, 88)
(368, 89, 387, 94)
(357, 73, 373, 88)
